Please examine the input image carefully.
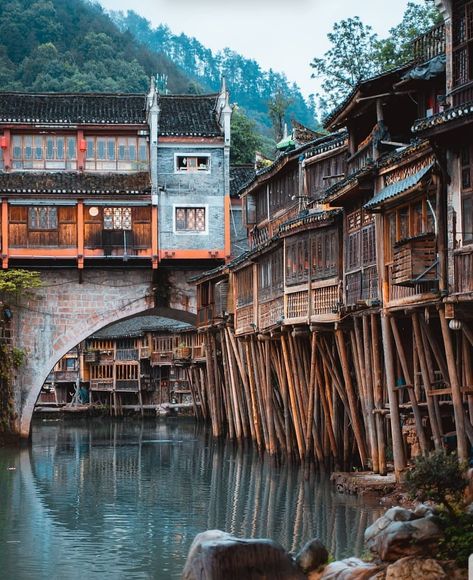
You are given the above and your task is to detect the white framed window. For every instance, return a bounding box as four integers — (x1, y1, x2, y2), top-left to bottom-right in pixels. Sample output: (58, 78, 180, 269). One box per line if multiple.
(174, 206, 207, 234)
(103, 207, 132, 230)
(175, 154, 210, 173)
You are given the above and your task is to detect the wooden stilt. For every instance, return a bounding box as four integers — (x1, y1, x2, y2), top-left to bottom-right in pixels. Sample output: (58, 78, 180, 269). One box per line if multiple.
(439, 307, 468, 461)
(281, 333, 305, 459)
(371, 314, 387, 475)
(244, 340, 263, 448)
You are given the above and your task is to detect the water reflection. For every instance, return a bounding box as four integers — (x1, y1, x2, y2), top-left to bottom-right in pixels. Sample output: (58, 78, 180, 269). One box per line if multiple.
(0, 419, 384, 579)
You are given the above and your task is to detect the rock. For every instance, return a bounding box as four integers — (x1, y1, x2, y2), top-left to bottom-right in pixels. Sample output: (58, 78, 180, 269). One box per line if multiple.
(319, 557, 385, 579)
(295, 538, 329, 573)
(413, 504, 434, 518)
(182, 529, 305, 580)
(364, 508, 442, 561)
(385, 556, 447, 579)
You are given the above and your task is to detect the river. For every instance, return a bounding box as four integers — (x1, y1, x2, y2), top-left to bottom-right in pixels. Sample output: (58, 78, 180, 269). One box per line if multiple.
(0, 418, 384, 579)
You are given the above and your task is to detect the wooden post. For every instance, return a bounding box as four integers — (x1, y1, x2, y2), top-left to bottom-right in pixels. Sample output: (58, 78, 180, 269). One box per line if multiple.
(281, 333, 305, 459)
(245, 340, 263, 448)
(265, 340, 277, 454)
(439, 307, 468, 461)
(390, 316, 429, 454)
(380, 313, 406, 479)
(335, 327, 368, 468)
(361, 316, 379, 471)
(412, 312, 443, 450)
(371, 314, 387, 475)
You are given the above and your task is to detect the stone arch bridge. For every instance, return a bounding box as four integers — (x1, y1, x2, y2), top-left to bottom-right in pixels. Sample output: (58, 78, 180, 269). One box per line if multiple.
(8, 267, 198, 439)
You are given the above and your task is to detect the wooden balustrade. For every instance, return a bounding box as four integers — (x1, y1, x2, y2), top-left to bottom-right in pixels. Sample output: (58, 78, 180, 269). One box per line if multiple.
(392, 234, 437, 286)
(451, 82, 473, 107)
(347, 139, 373, 175)
(115, 348, 139, 361)
(454, 246, 473, 293)
(312, 282, 339, 317)
(412, 22, 445, 63)
(197, 304, 215, 327)
(53, 370, 78, 383)
(387, 264, 437, 303)
(235, 303, 254, 335)
(258, 296, 284, 330)
(286, 289, 309, 321)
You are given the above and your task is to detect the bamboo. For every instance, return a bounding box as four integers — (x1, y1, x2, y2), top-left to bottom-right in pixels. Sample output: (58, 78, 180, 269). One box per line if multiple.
(439, 307, 468, 461)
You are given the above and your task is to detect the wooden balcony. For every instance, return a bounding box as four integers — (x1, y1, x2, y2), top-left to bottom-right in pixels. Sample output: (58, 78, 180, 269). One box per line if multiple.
(412, 22, 445, 64)
(151, 350, 173, 365)
(139, 346, 151, 359)
(387, 264, 438, 304)
(454, 245, 473, 294)
(53, 370, 78, 383)
(192, 344, 206, 360)
(90, 378, 114, 391)
(197, 304, 215, 327)
(286, 288, 309, 322)
(392, 234, 437, 286)
(84, 351, 100, 363)
(115, 348, 139, 361)
(115, 380, 139, 392)
(451, 82, 473, 107)
(258, 296, 284, 330)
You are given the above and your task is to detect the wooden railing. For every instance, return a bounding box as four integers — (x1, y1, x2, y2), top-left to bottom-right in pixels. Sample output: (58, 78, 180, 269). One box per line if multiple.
(192, 344, 206, 360)
(116, 348, 139, 361)
(345, 267, 379, 306)
(90, 378, 114, 391)
(197, 304, 215, 327)
(115, 380, 139, 392)
(151, 350, 173, 365)
(347, 139, 373, 175)
(286, 289, 309, 321)
(412, 22, 445, 64)
(53, 370, 78, 383)
(387, 264, 437, 303)
(451, 82, 473, 107)
(235, 303, 254, 335)
(258, 296, 284, 330)
(312, 281, 339, 317)
(249, 224, 270, 249)
(454, 245, 473, 293)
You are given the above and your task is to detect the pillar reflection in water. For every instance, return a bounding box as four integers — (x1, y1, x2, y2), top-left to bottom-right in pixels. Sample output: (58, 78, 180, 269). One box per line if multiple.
(0, 420, 383, 580)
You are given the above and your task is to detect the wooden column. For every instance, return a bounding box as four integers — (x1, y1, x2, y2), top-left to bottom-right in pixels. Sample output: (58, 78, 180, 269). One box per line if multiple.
(380, 313, 406, 479)
(77, 200, 84, 269)
(371, 314, 387, 475)
(151, 204, 159, 269)
(439, 307, 468, 461)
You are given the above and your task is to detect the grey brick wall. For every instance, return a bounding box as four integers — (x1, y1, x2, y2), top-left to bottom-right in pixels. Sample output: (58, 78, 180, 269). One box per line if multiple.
(157, 146, 226, 250)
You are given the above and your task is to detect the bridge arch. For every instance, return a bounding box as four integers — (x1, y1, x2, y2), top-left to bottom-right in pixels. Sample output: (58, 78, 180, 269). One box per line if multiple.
(12, 269, 155, 438)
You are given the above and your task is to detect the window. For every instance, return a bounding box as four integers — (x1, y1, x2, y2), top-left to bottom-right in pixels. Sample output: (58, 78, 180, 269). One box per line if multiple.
(236, 267, 253, 307)
(258, 249, 283, 301)
(175, 207, 206, 232)
(175, 155, 210, 172)
(285, 236, 309, 286)
(452, 0, 473, 87)
(311, 228, 338, 280)
(103, 208, 132, 230)
(11, 135, 76, 169)
(85, 136, 148, 171)
(28, 207, 58, 230)
(460, 145, 473, 243)
(346, 209, 376, 271)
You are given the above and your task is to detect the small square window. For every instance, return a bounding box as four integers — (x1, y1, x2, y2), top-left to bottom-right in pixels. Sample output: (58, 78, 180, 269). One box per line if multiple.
(28, 207, 58, 230)
(176, 155, 210, 172)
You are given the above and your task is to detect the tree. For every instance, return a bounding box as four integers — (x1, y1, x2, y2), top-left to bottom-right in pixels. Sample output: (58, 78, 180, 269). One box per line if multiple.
(310, 16, 379, 111)
(268, 88, 293, 142)
(374, 1, 442, 69)
(230, 108, 262, 165)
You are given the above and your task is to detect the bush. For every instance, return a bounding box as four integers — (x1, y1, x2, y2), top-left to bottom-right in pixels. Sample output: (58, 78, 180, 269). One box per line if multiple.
(437, 511, 473, 568)
(405, 450, 468, 513)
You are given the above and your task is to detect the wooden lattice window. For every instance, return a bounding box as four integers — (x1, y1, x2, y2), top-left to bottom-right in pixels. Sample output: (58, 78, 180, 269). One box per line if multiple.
(285, 236, 309, 286)
(85, 136, 147, 171)
(453, 0, 473, 87)
(28, 207, 58, 231)
(175, 207, 206, 232)
(12, 134, 77, 170)
(460, 145, 473, 243)
(236, 266, 254, 307)
(311, 228, 338, 280)
(103, 207, 132, 230)
(346, 209, 376, 272)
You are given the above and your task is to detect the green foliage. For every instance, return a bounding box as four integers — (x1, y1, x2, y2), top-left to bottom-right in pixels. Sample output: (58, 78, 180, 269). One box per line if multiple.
(0, 0, 191, 93)
(268, 89, 293, 142)
(11, 348, 26, 369)
(310, 16, 380, 111)
(437, 511, 473, 567)
(0, 269, 41, 296)
(312, 1, 442, 114)
(405, 450, 469, 511)
(230, 108, 263, 165)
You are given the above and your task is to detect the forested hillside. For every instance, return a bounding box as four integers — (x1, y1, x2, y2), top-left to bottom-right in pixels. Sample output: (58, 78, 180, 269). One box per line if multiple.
(111, 11, 317, 135)
(0, 0, 196, 93)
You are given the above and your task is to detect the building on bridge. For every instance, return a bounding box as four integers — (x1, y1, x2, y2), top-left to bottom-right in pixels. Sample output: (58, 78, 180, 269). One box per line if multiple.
(0, 78, 232, 271)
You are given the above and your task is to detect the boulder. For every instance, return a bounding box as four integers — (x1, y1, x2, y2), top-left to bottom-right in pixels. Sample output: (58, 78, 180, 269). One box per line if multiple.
(182, 529, 305, 580)
(295, 538, 329, 573)
(364, 507, 442, 561)
(319, 557, 385, 579)
(385, 556, 447, 579)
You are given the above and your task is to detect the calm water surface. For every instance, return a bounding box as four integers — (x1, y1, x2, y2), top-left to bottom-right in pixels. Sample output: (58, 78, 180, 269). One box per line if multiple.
(0, 418, 384, 580)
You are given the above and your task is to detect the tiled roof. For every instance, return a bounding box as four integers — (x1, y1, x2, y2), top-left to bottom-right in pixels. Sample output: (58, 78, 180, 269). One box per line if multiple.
(412, 100, 473, 133)
(159, 94, 221, 137)
(0, 93, 146, 125)
(0, 171, 150, 194)
(303, 131, 347, 160)
(230, 164, 255, 198)
(364, 163, 433, 210)
(279, 208, 341, 234)
(91, 315, 193, 339)
(322, 163, 375, 202)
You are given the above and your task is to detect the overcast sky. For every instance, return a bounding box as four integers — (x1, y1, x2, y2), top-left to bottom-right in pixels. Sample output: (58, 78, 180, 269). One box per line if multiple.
(99, 0, 418, 98)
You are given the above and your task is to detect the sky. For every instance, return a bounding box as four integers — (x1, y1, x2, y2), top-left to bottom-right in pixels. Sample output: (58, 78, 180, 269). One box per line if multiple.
(99, 0, 418, 99)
